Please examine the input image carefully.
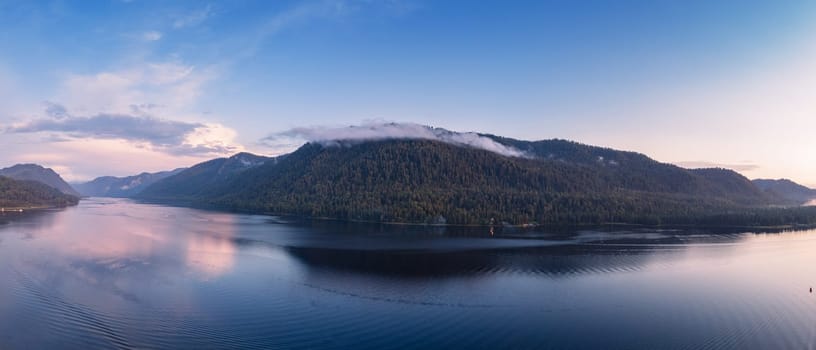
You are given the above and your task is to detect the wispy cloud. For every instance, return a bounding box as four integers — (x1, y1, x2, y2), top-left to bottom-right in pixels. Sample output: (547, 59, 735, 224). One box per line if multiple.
(142, 30, 162, 41)
(262, 122, 528, 158)
(238, 0, 418, 59)
(56, 61, 214, 116)
(174, 4, 213, 28)
(7, 56, 241, 161)
(674, 161, 760, 172)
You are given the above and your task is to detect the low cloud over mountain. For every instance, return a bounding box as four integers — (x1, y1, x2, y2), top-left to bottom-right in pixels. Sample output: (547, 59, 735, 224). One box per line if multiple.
(262, 122, 529, 158)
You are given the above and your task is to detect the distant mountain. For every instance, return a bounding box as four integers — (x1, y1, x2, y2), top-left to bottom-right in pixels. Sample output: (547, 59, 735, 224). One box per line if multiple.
(0, 164, 80, 196)
(74, 168, 186, 197)
(137, 152, 273, 200)
(753, 179, 816, 204)
(0, 176, 79, 209)
(485, 137, 773, 205)
(136, 135, 795, 226)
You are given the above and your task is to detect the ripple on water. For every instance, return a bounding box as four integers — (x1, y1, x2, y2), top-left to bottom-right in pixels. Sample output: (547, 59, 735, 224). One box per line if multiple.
(2, 200, 816, 349)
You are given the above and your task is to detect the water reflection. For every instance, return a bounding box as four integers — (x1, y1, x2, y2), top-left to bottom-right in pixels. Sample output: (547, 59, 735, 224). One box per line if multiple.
(285, 244, 674, 278)
(2, 199, 816, 349)
(184, 213, 237, 279)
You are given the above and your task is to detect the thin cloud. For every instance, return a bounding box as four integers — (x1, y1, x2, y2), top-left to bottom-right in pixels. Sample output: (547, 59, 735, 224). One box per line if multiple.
(129, 103, 162, 115)
(238, 0, 419, 59)
(165, 143, 240, 157)
(7, 114, 201, 146)
(56, 61, 214, 116)
(174, 5, 212, 28)
(142, 31, 163, 41)
(4, 104, 240, 157)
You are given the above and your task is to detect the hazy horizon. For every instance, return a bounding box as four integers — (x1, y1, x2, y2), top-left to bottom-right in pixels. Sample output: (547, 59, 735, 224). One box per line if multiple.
(1, 0, 814, 185)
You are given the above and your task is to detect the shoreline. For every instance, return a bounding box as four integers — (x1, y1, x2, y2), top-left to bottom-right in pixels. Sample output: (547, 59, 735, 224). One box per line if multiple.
(264, 215, 816, 234)
(0, 206, 49, 212)
(0, 204, 75, 212)
(126, 198, 816, 234)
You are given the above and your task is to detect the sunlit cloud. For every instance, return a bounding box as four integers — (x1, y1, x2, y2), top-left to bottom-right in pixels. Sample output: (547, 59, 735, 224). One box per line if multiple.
(0, 54, 241, 179)
(172, 122, 241, 156)
(5, 104, 239, 156)
(2, 0, 815, 186)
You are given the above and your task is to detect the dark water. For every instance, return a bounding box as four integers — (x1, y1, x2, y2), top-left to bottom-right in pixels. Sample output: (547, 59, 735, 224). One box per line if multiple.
(1, 199, 816, 349)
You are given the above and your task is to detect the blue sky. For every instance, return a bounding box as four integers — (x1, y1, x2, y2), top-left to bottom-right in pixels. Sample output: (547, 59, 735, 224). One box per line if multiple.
(1, 0, 815, 184)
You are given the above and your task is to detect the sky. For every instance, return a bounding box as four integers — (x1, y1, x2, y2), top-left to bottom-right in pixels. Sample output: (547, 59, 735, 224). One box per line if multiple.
(0, 0, 815, 185)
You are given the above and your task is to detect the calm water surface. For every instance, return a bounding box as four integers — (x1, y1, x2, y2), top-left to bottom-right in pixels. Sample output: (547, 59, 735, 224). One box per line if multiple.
(1, 198, 816, 349)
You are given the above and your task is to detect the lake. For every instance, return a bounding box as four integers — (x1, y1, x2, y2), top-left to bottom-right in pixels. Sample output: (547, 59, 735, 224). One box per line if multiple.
(1, 198, 815, 349)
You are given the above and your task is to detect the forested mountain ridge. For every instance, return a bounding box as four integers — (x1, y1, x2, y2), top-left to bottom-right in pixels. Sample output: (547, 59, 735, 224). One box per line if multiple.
(753, 179, 816, 204)
(486, 136, 774, 205)
(0, 164, 80, 196)
(74, 168, 185, 197)
(0, 176, 80, 209)
(137, 137, 807, 226)
(136, 152, 273, 200)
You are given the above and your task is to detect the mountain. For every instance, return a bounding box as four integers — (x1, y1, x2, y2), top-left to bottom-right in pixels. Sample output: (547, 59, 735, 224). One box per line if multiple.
(137, 136, 795, 226)
(486, 137, 773, 205)
(0, 164, 80, 197)
(137, 152, 273, 200)
(753, 179, 816, 204)
(0, 176, 79, 209)
(74, 168, 186, 197)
